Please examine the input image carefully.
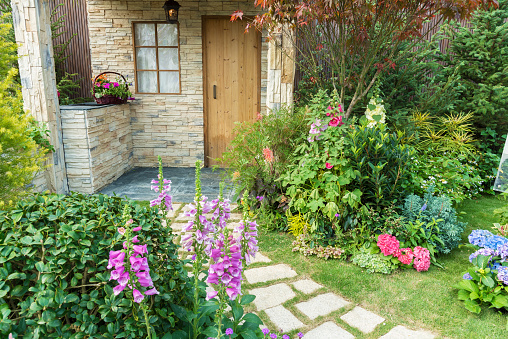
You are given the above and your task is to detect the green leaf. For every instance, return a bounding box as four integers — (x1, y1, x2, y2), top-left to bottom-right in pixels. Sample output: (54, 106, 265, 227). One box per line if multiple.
(201, 327, 218, 338)
(464, 299, 481, 314)
(240, 294, 255, 306)
(232, 301, 244, 321)
(161, 333, 172, 339)
(241, 313, 263, 325)
(483, 276, 495, 288)
(491, 295, 508, 309)
(238, 329, 258, 339)
(35, 261, 45, 272)
(454, 280, 479, 294)
(12, 212, 23, 223)
(457, 289, 470, 301)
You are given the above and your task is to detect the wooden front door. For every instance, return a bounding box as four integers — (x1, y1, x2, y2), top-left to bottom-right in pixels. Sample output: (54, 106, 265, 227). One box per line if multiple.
(203, 17, 261, 167)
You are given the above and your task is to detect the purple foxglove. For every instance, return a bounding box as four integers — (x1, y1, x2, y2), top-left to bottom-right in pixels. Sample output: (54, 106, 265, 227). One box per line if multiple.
(113, 284, 126, 296)
(131, 235, 140, 243)
(206, 290, 218, 300)
(221, 273, 232, 284)
(226, 287, 239, 300)
(133, 226, 142, 232)
(117, 271, 130, 286)
(207, 272, 219, 285)
(133, 289, 144, 303)
(145, 287, 159, 295)
(182, 221, 194, 232)
(130, 256, 144, 272)
(110, 266, 125, 281)
(107, 250, 125, 269)
(133, 244, 148, 255)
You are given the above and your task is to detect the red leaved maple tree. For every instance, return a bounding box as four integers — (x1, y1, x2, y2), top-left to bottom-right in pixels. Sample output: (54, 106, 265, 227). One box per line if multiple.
(232, 0, 498, 118)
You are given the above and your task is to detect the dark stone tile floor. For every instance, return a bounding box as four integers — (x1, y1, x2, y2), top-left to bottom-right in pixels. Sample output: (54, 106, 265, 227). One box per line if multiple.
(98, 167, 236, 203)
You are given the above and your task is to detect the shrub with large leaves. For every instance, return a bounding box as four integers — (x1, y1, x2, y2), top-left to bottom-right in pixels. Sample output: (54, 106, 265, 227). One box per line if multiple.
(0, 192, 191, 338)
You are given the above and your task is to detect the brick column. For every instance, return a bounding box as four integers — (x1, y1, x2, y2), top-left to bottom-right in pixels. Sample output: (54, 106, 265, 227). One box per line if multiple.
(11, 0, 68, 194)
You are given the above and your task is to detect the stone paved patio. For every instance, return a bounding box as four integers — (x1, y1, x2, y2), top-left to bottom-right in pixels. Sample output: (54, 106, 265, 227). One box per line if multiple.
(168, 203, 437, 339)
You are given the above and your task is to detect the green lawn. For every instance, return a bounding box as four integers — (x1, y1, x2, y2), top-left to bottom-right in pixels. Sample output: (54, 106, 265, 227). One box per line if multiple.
(257, 194, 508, 338)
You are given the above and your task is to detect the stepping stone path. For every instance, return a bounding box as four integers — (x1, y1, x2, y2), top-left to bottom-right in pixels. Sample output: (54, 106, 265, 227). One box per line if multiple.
(169, 204, 437, 339)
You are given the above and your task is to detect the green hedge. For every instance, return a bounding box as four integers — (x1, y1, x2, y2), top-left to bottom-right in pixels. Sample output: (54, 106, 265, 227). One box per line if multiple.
(0, 192, 191, 338)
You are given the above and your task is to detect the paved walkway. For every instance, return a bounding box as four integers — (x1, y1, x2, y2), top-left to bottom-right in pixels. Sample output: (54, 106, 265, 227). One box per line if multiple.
(99, 167, 235, 202)
(167, 203, 437, 339)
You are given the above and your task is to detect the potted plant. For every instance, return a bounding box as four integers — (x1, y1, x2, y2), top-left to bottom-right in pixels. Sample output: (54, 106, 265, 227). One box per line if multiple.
(92, 72, 134, 104)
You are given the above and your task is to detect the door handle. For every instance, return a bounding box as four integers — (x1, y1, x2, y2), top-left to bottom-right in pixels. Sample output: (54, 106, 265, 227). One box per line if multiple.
(213, 85, 216, 99)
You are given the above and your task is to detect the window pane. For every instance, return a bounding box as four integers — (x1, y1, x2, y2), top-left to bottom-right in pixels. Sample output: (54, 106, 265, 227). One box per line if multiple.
(134, 23, 155, 46)
(158, 48, 179, 70)
(136, 48, 156, 70)
(137, 71, 157, 93)
(160, 72, 179, 93)
(158, 24, 178, 46)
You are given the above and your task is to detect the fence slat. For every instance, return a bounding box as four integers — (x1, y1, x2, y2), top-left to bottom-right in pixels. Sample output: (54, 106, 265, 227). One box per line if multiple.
(49, 0, 92, 99)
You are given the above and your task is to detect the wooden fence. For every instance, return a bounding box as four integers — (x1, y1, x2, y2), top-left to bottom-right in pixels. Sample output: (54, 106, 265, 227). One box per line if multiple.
(293, 16, 473, 89)
(50, 0, 92, 99)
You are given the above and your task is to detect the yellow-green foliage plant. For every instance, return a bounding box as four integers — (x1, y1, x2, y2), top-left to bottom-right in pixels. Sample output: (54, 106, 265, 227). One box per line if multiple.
(0, 18, 45, 208)
(288, 213, 308, 237)
(412, 110, 476, 155)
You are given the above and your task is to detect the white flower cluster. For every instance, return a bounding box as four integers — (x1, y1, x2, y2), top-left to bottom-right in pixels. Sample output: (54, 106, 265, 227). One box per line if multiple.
(365, 96, 386, 128)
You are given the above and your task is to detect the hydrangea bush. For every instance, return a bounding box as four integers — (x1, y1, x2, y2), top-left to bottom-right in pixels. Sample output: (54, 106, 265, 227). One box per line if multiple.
(352, 233, 431, 274)
(455, 230, 508, 314)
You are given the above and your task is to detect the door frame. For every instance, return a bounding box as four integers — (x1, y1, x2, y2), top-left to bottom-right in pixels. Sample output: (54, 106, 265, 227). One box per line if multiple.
(201, 15, 262, 167)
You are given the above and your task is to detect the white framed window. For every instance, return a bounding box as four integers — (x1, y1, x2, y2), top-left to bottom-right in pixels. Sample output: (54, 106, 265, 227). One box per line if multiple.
(132, 22, 181, 94)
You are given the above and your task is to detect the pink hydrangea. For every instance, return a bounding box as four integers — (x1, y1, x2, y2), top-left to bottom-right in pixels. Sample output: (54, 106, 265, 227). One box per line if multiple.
(377, 234, 400, 256)
(413, 246, 430, 272)
(396, 247, 414, 265)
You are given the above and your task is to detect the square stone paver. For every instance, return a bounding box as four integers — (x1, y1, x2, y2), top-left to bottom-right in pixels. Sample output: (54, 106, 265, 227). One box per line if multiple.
(165, 204, 182, 218)
(250, 252, 272, 264)
(295, 293, 350, 320)
(379, 325, 435, 339)
(305, 321, 355, 339)
(264, 305, 305, 332)
(244, 264, 297, 284)
(340, 306, 384, 334)
(229, 213, 243, 220)
(249, 283, 296, 310)
(291, 279, 323, 294)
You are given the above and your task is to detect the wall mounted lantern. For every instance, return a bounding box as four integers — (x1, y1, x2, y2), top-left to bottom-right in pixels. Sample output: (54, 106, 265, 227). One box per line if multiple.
(163, 0, 181, 23)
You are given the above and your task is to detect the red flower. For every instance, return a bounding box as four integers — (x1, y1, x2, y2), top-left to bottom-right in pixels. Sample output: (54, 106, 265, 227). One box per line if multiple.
(316, 43, 324, 51)
(325, 162, 333, 169)
(329, 116, 344, 127)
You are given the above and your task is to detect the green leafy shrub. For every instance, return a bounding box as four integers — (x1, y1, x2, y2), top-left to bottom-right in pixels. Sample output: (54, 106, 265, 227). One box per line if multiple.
(436, 0, 508, 148)
(220, 105, 308, 212)
(346, 122, 414, 210)
(0, 192, 191, 338)
(402, 187, 467, 254)
(282, 90, 361, 228)
(405, 152, 485, 203)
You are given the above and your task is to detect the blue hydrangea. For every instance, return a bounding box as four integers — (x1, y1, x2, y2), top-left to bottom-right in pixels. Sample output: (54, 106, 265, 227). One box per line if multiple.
(484, 235, 508, 251)
(497, 266, 508, 285)
(496, 243, 508, 261)
(491, 261, 502, 271)
(468, 229, 494, 247)
(463, 272, 473, 280)
(469, 248, 496, 263)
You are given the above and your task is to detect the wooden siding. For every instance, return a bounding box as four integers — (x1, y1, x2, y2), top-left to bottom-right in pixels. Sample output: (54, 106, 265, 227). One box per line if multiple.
(50, 0, 92, 99)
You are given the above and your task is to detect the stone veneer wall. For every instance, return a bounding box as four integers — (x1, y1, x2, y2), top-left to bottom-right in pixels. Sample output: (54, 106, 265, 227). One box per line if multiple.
(266, 28, 295, 111)
(11, 0, 68, 194)
(60, 104, 133, 194)
(86, 0, 269, 167)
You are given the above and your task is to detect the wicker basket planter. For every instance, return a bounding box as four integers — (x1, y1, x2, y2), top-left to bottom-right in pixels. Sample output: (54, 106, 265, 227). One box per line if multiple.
(93, 71, 130, 105)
